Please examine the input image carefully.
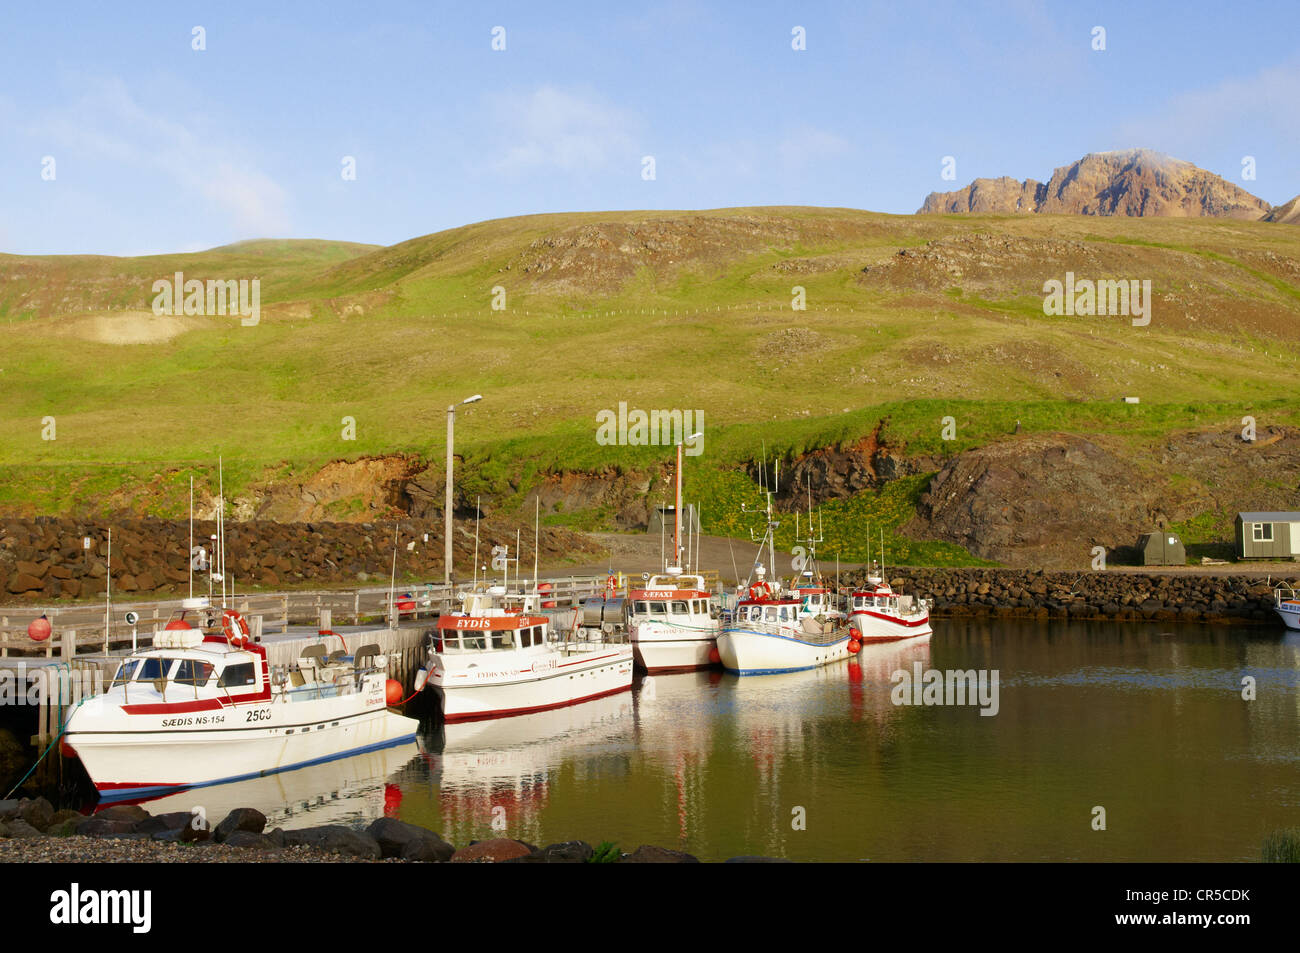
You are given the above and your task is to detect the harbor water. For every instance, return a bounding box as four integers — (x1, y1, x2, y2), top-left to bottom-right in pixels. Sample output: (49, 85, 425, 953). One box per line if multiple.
(125, 620, 1300, 861)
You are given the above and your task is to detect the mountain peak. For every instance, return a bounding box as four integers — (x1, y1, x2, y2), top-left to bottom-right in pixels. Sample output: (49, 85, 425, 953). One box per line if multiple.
(919, 150, 1271, 219)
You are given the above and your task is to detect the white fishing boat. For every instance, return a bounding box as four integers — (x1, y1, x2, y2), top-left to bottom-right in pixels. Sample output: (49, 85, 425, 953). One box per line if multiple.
(718, 567, 857, 674)
(420, 583, 633, 722)
(1274, 584, 1300, 630)
(629, 571, 720, 672)
(629, 439, 722, 672)
(62, 598, 419, 802)
(848, 571, 933, 643)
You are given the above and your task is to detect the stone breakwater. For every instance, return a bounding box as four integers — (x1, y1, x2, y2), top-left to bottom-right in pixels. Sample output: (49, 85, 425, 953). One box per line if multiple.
(848, 568, 1297, 624)
(0, 797, 778, 863)
(0, 517, 597, 602)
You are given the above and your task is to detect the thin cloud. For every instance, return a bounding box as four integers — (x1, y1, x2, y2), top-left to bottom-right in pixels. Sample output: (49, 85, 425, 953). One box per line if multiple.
(485, 86, 640, 175)
(27, 74, 291, 237)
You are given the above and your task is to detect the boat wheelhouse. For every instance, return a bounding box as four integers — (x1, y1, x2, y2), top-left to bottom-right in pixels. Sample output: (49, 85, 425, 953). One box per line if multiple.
(848, 575, 933, 643)
(422, 585, 633, 722)
(628, 571, 721, 673)
(62, 598, 418, 801)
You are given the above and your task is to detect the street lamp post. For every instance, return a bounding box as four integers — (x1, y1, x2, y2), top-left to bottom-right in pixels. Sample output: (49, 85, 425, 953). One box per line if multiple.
(672, 431, 704, 570)
(445, 395, 483, 586)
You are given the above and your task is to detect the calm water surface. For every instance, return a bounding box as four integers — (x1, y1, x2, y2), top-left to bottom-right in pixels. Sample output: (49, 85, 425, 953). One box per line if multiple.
(140, 620, 1300, 861)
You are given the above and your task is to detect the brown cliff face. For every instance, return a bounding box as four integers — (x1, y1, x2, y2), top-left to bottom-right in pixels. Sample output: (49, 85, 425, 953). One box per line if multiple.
(920, 150, 1272, 219)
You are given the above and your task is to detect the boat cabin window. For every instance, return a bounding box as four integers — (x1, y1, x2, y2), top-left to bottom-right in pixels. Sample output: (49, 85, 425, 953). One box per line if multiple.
(634, 601, 649, 616)
(649, 601, 667, 615)
(490, 630, 515, 650)
(110, 660, 139, 689)
(671, 601, 689, 616)
(174, 659, 214, 686)
(133, 657, 172, 682)
(217, 662, 257, 689)
(461, 633, 487, 651)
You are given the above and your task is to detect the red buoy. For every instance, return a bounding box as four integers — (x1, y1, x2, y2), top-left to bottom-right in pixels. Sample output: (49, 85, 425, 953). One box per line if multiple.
(708, 646, 721, 665)
(27, 615, 51, 642)
(164, 618, 193, 631)
(385, 678, 404, 706)
(847, 640, 861, 654)
(397, 594, 416, 612)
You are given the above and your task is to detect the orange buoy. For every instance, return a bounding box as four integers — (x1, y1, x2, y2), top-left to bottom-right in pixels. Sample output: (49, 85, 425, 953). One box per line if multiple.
(164, 618, 193, 630)
(847, 640, 861, 654)
(27, 614, 51, 642)
(708, 646, 721, 665)
(385, 679, 404, 705)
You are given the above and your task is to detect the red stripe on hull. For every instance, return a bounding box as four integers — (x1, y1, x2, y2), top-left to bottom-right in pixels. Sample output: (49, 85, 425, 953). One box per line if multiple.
(850, 610, 931, 628)
(441, 682, 632, 723)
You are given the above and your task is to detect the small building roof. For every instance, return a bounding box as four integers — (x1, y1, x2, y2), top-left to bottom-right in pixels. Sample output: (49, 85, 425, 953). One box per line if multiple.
(1236, 511, 1300, 522)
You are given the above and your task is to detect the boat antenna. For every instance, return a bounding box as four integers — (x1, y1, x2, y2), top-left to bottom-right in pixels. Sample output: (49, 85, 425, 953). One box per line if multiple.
(389, 521, 399, 629)
(218, 456, 226, 605)
(104, 527, 112, 654)
(515, 528, 521, 593)
(533, 496, 539, 590)
(472, 495, 481, 587)
(188, 475, 194, 600)
(727, 532, 740, 588)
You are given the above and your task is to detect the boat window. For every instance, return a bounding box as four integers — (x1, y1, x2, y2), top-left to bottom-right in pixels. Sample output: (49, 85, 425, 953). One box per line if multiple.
(764, 607, 779, 623)
(439, 632, 459, 652)
(649, 601, 667, 615)
(536, 626, 548, 644)
(490, 630, 515, 650)
(635, 601, 649, 615)
(461, 633, 487, 651)
(217, 662, 257, 689)
(671, 601, 689, 616)
(110, 660, 139, 689)
(133, 657, 171, 682)
(518, 627, 531, 648)
(174, 659, 214, 686)
(779, 607, 792, 622)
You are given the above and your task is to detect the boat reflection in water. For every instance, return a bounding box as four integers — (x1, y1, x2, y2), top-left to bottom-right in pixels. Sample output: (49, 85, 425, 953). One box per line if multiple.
(423, 692, 635, 847)
(98, 740, 424, 831)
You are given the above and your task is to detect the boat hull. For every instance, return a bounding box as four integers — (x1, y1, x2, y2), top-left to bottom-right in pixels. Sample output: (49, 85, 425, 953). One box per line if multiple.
(66, 704, 419, 801)
(1276, 601, 1300, 630)
(717, 626, 855, 675)
(849, 610, 933, 643)
(433, 648, 634, 721)
(631, 622, 719, 673)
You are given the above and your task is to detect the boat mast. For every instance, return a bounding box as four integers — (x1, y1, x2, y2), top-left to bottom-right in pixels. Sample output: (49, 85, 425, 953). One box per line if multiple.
(674, 442, 683, 570)
(472, 495, 481, 587)
(188, 475, 194, 600)
(103, 527, 112, 654)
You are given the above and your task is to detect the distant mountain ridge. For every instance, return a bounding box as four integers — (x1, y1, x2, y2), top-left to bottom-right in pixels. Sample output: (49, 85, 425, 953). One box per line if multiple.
(919, 149, 1287, 221)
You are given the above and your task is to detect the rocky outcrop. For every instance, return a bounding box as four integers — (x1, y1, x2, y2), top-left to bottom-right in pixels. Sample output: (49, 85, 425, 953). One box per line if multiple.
(907, 428, 1300, 568)
(1263, 195, 1300, 224)
(920, 150, 1272, 219)
(764, 422, 936, 506)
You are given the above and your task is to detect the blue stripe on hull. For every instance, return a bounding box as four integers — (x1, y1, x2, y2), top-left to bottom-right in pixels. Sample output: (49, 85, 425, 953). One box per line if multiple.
(94, 732, 418, 803)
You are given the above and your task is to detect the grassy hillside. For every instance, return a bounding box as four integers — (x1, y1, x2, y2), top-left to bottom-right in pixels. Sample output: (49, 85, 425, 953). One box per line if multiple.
(2, 208, 1298, 565)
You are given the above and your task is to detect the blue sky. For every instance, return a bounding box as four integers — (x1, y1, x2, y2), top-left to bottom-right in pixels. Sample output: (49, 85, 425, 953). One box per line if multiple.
(2, 0, 1298, 255)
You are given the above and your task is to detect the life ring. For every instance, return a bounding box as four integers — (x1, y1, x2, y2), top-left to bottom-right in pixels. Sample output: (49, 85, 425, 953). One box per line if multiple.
(748, 582, 767, 601)
(606, 574, 618, 592)
(222, 609, 251, 648)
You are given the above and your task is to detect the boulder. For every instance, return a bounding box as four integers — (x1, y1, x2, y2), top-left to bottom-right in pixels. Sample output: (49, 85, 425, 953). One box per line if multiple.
(96, 804, 150, 825)
(135, 811, 203, 835)
(17, 797, 55, 831)
(78, 818, 141, 837)
(214, 807, 267, 843)
(535, 840, 594, 863)
(282, 825, 382, 859)
(365, 817, 454, 862)
(223, 831, 278, 850)
(3, 818, 46, 839)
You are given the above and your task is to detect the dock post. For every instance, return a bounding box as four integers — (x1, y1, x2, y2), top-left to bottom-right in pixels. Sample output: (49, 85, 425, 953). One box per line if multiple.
(320, 608, 331, 633)
(251, 616, 264, 642)
(354, 591, 361, 625)
(61, 628, 75, 661)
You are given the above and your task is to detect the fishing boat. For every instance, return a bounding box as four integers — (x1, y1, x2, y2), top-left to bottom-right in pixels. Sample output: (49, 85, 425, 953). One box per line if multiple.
(628, 440, 722, 672)
(716, 474, 857, 675)
(848, 569, 933, 644)
(420, 583, 633, 721)
(1274, 584, 1300, 630)
(62, 597, 419, 801)
(719, 567, 857, 674)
